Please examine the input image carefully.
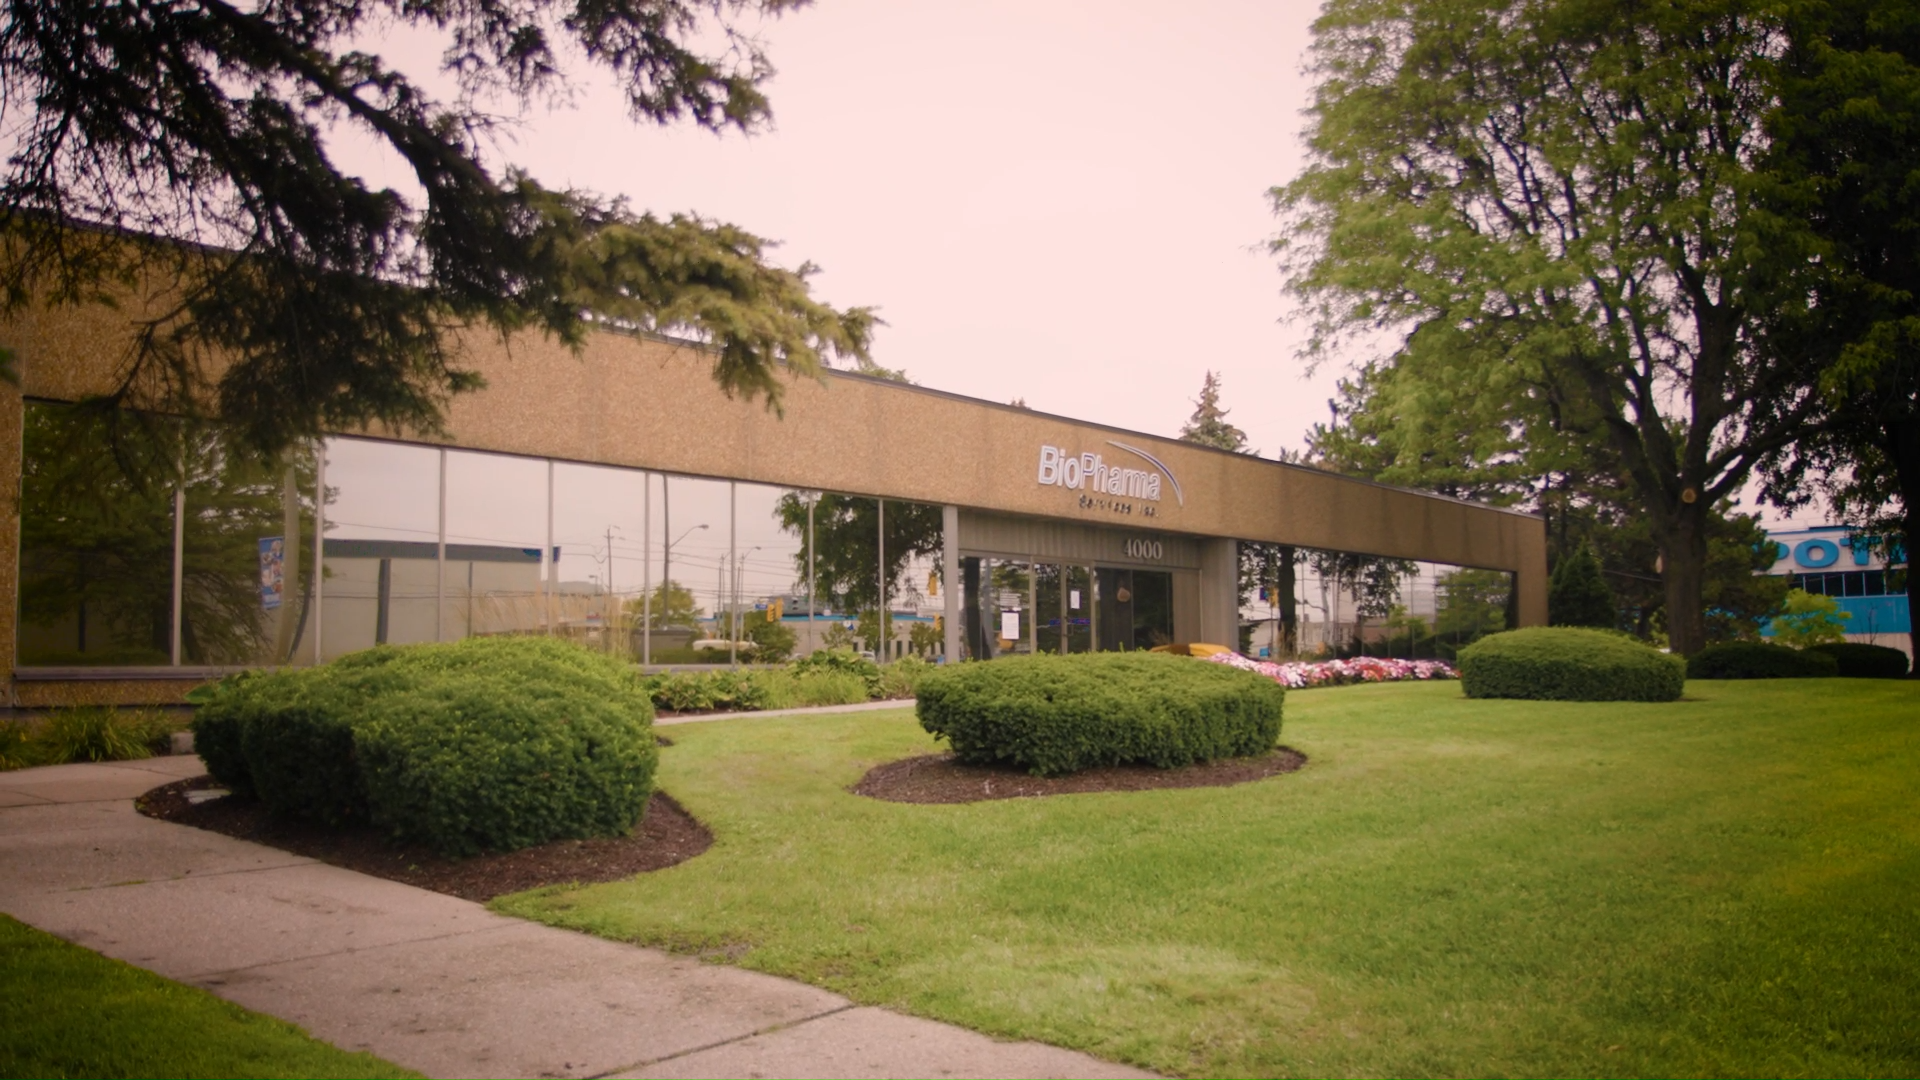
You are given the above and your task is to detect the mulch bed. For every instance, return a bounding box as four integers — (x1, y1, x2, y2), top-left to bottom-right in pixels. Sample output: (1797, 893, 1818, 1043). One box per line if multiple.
(136, 776, 712, 902)
(852, 747, 1308, 804)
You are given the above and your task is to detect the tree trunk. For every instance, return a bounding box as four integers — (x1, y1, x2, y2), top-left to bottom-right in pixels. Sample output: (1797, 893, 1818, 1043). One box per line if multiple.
(1277, 545, 1298, 656)
(1657, 504, 1711, 656)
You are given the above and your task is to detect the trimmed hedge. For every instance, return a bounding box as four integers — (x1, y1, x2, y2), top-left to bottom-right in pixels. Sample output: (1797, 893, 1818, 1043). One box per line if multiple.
(191, 637, 657, 856)
(915, 652, 1284, 777)
(1686, 642, 1839, 680)
(1806, 642, 1911, 679)
(1458, 627, 1685, 702)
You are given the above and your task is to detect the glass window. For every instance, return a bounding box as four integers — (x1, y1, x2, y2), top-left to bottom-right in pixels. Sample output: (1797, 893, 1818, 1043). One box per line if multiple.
(1864, 570, 1886, 597)
(180, 436, 317, 666)
(729, 482, 806, 662)
(318, 439, 441, 660)
(1066, 565, 1093, 653)
(649, 475, 732, 662)
(551, 462, 648, 657)
(16, 402, 177, 666)
(444, 450, 550, 643)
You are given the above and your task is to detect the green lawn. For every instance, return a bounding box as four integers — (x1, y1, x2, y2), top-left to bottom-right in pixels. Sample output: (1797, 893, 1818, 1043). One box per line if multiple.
(0, 915, 416, 1079)
(497, 679, 1920, 1078)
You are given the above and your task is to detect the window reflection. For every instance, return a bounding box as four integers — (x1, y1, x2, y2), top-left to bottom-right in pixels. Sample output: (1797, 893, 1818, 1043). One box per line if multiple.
(17, 403, 178, 666)
(315, 439, 441, 659)
(181, 438, 317, 665)
(551, 462, 647, 656)
(444, 450, 550, 642)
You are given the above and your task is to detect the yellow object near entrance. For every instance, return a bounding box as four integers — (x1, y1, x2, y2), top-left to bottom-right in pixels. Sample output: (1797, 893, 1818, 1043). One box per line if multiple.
(1148, 643, 1233, 657)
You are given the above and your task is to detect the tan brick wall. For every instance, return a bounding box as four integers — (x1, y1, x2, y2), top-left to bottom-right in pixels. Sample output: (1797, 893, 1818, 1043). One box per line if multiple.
(1, 283, 1550, 702)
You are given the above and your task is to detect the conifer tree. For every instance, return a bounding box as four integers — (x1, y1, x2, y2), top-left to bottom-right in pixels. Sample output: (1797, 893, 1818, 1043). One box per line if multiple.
(1179, 372, 1250, 452)
(1549, 545, 1616, 629)
(0, 0, 874, 458)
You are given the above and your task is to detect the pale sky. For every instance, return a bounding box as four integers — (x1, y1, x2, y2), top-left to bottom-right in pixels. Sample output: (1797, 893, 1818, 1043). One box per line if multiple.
(328, 0, 1812, 550)
(354, 0, 1335, 459)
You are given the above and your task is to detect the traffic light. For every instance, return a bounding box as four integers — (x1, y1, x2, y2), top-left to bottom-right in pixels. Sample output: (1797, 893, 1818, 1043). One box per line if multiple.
(767, 598, 784, 623)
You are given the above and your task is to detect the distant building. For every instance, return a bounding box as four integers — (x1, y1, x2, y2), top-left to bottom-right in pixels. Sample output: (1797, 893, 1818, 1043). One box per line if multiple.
(1762, 526, 1910, 657)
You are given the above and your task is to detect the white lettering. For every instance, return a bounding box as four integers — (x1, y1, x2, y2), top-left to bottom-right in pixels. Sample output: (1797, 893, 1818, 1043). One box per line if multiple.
(1035, 443, 1177, 505)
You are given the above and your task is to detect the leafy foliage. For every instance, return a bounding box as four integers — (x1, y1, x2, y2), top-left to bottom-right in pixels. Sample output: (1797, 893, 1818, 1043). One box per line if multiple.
(191, 637, 657, 856)
(1769, 588, 1852, 648)
(1549, 545, 1615, 629)
(916, 653, 1285, 777)
(626, 580, 701, 629)
(0, 0, 873, 458)
(17, 403, 317, 666)
(1757, 0, 1920, 661)
(1805, 641, 1911, 678)
(792, 647, 884, 696)
(1275, 0, 1827, 655)
(1434, 568, 1510, 645)
(1687, 641, 1841, 679)
(875, 654, 933, 699)
(774, 493, 941, 616)
(23, 707, 175, 766)
(642, 669, 774, 713)
(744, 616, 797, 662)
(1458, 628, 1685, 702)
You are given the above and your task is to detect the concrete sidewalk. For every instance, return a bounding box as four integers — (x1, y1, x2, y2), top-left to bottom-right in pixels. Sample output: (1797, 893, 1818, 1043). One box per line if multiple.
(0, 758, 1152, 1080)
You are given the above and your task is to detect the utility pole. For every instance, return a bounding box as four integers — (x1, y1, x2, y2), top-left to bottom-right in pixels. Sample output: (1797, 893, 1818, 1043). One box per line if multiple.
(605, 526, 616, 654)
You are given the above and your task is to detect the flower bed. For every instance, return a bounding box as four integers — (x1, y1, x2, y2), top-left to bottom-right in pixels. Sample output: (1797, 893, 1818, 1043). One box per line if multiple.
(1204, 651, 1457, 689)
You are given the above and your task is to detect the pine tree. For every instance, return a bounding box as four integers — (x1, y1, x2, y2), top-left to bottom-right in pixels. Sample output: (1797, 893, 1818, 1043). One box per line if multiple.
(1179, 372, 1250, 452)
(1549, 545, 1616, 629)
(0, 0, 874, 459)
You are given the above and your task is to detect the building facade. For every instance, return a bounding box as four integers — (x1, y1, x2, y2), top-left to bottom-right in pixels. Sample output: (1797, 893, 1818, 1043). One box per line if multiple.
(1, 287, 1550, 705)
(1763, 525, 1911, 656)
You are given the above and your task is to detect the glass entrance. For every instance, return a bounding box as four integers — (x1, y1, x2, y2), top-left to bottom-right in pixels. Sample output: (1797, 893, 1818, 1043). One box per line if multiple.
(1094, 566, 1174, 651)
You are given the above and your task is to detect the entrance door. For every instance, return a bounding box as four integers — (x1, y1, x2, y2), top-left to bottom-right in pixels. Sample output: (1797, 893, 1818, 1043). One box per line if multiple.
(1094, 566, 1175, 651)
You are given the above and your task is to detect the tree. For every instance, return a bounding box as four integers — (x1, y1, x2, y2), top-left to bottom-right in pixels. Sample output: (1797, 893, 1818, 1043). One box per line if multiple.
(1178, 371, 1251, 452)
(0, 0, 874, 460)
(744, 614, 796, 662)
(626, 580, 699, 630)
(1275, 0, 1826, 655)
(1308, 548, 1418, 653)
(1549, 545, 1615, 629)
(774, 493, 941, 616)
(1174, 372, 1312, 654)
(1757, 0, 1920, 662)
(1770, 588, 1851, 647)
(17, 401, 314, 664)
(1435, 568, 1509, 647)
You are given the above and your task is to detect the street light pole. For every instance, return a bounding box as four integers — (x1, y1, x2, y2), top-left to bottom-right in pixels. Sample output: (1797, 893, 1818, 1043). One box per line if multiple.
(663, 522, 708, 650)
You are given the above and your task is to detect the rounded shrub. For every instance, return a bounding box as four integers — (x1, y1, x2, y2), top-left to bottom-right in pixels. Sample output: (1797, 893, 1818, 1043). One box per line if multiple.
(1686, 641, 1839, 680)
(1805, 642, 1911, 679)
(915, 652, 1284, 777)
(190, 636, 657, 856)
(1457, 627, 1684, 702)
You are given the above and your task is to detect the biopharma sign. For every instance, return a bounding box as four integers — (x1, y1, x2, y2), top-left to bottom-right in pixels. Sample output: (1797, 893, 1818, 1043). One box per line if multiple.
(1036, 441, 1185, 514)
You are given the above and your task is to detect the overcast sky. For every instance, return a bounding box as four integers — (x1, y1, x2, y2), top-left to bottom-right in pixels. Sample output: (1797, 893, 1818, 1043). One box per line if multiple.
(354, 0, 1334, 458)
(330, 0, 1811, 542)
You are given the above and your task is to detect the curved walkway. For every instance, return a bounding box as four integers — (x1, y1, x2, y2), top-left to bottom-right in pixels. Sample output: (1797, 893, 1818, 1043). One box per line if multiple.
(0, 756, 1151, 1080)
